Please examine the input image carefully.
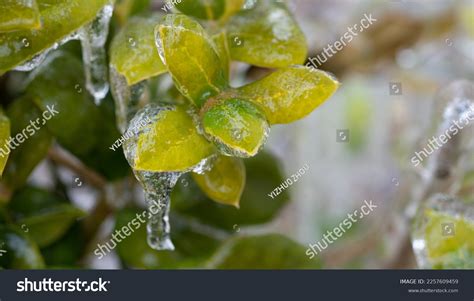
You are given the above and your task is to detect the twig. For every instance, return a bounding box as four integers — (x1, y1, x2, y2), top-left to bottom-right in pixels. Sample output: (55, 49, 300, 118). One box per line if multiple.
(47, 146, 107, 189)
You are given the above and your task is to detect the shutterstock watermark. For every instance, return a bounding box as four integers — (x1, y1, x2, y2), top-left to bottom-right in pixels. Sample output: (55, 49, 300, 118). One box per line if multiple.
(17, 278, 109, 292)
(305, 13, 377, 70)
(306, 200, 378, 259)
(94, 198, 165, 259)
(411, 104, 474, 167)
(0, 105, 59, 158)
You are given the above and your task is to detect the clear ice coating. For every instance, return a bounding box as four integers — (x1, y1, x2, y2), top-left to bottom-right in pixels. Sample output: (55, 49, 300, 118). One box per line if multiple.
(123, 104, 214, 250)
(109, 67, 148, 133)
(14, 33, 79, 72)
(411, 194, 474, 269)
(79, 2, 114, 104)
(134, 170, 180, 251)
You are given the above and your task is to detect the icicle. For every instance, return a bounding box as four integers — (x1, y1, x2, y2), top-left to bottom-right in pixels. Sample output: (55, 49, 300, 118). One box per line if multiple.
(109, 67, 148, 133)
(79, 2, 114, 105)
(134, 170, 180, 250)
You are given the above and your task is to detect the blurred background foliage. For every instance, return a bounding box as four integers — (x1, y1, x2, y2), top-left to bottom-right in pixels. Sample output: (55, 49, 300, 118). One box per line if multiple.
(0, 0, 473, 269)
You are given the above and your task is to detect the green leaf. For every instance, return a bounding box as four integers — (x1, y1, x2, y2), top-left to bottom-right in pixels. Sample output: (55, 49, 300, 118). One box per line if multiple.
(192, 156, 245, 208)
(41, 223, 85, 267)
(174, 0, 225, 20)
(114, 208, 221, 269)
(133, 105, 215, 172)
(110, 15, 167, 86)
(114, 0, 151, 25)
(9, 187, 85, 247)
(0, 225, 45, 269)
(202, 98, 269, 157)
(3, 95, 53, 190)
(155, 14, 228, 107)
(172, 151, 290, 230)
(27, 52, 129, 180)
(219, 0, 245, 23)
(0, 0, 41, 33)
(225, 0, 307, 68)
(0, 0, 111, 74)
(0, 110, 10, 176)
(238, 66, 339, 124)
(207, 234, 322, 269)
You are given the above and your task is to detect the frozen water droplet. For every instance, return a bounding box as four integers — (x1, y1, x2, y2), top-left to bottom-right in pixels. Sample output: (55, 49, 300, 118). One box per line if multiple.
(79, 2, 114, 105)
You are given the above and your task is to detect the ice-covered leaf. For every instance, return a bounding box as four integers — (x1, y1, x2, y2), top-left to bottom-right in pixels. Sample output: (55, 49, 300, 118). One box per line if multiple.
(412, 195, 474, 269)
(202, 98, 269, 157)
(238, 66, 339, 124)
(192, 156, 245, 208)
(0, 110, 10, 176)
(172, 151, 290, 230)
(0, 0, 111, 74)
(0, 0, 41, 33)
(207, 234, 322, 269)
(0, 225, 45, 269)
(3, 96, 52, 190)
(423, 209, 474, 269)
(174, 0, 225, 20)
(133, 105, 215, 172)
(9, 187, 85, 247)
(225, 0, 307, 68)
(155, 14, 228, 107)
(110, 15, 167, 85)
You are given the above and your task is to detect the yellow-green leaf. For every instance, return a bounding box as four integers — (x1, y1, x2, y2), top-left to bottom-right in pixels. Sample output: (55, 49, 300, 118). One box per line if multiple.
(133, 105, 215, 172)
(155, 14, 228, 107)
(238, 66, 340, 124)
(174, 0, 225, 20)
(424, 209, 474, 268)
(0, 0, 41, 33)
(110, 15, 167, 86)
(0, 110, 10, 176)
(201, 98, 269, 157)
(192, 156, 245, 207)
(225, 0, 307, 68)
(219, 0, 245, 23)
(0, 0, 110, 74)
